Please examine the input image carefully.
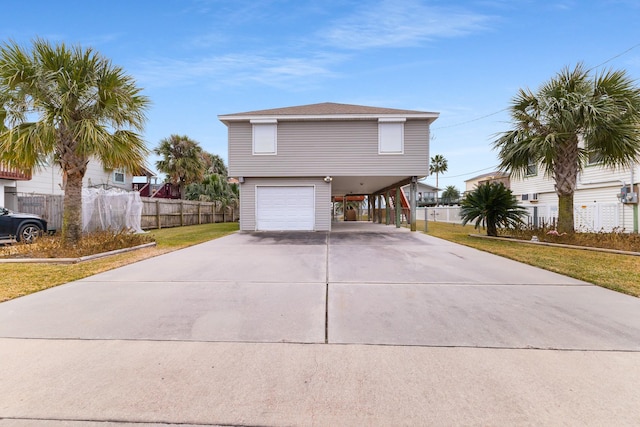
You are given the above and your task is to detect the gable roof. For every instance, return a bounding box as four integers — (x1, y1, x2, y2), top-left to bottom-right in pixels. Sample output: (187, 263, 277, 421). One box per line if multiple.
(465, 171, 510, 183)
(219, 102, 439, 123)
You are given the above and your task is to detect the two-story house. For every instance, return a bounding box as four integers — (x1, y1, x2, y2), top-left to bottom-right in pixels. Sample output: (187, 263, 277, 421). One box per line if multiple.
(464, 171, 510, 195)
(219, 102, 439, 231)
(510, 159, 639, 233)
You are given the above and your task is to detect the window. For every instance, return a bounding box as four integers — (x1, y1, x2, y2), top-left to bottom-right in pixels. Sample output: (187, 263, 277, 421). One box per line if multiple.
(113, 169, 125, 184)
(252, 119, 277, 155)
(587, 148, 603, 165)
(526, 160, 537, 176)
(378, 118, 405, 154)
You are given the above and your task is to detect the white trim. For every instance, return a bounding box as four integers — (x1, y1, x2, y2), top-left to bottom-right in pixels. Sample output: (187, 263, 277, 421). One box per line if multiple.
(220, 113, 439, 123)
(250, 119, 278, 124)
(378, 117, 407, 123)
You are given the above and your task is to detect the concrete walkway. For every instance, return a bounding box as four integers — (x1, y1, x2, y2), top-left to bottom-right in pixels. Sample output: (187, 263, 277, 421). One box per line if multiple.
(1, 222, 639, 425)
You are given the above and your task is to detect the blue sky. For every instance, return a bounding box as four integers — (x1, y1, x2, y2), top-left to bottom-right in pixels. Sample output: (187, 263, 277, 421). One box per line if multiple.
(2, 0, 639, 191)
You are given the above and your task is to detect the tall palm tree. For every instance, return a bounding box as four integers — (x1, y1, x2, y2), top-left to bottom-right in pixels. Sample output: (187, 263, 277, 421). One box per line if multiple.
(460, 182, 527, 237)
(494, 63, 640, 234)
(0, 39, 149, 246)
(429, 154, 448, 201)
(154, 135, 205, 199)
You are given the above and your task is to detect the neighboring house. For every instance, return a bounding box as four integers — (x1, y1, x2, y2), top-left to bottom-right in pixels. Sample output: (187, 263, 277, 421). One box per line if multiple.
(0, 163, 31, 210)
(17, 158, 134, 196)
(464, 171, 510, 194)
(219, 102, 439, 231)
(402, 182, 439, 206)
(510, 160, 639, 232)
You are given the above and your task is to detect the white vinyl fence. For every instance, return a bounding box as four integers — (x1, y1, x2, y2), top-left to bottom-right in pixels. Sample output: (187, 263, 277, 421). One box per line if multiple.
(419, 203, 625, 232)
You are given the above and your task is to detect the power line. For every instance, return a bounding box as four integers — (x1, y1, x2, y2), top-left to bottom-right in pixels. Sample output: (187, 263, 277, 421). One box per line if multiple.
(430, 42, 640, 131)
(437, 165, 499, 180)
(431, 108, 507, 130)
(588, 42, 640, 71)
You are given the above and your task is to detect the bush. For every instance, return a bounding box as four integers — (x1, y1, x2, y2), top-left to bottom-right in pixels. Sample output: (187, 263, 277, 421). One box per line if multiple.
(0, 230, 155, 259)
(500, 225, 640, 252)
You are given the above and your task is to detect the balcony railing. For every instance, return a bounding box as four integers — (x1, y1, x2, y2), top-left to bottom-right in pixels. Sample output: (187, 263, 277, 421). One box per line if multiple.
(0, 163, 31, 180)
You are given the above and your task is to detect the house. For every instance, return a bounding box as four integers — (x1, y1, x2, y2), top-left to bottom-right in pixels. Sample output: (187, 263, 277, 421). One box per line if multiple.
(464, 171, 510, 194)
(219, 102, 439, 231)
(17, 158, 134, 196)
(0, 163, 31, 210)
(510, 160, 639, 232)
(402, 182, 439, 206)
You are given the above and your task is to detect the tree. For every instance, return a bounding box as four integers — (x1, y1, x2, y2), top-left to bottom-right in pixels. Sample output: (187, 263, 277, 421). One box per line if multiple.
(429, 154, 448, 200)
(460, 182, 528, 237)
(201, 152, 228, 176)
(0, 39, 149, 246)
(440, 185, 460, 205)
(494, 63, 640, 234)
(154, 135, 205, 199)
(183, 151, 237, 207)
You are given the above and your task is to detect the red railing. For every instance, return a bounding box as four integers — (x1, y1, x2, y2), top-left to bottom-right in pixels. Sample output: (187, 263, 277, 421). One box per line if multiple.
(0, 163, 31, 180)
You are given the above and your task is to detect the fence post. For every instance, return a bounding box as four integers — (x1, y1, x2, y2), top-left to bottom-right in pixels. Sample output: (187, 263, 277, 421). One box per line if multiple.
(155, 200, 161, 229)
(198, 203, 201, 225)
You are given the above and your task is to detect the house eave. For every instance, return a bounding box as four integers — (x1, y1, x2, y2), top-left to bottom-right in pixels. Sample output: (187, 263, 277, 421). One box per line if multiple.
(219, 112, 439, 125)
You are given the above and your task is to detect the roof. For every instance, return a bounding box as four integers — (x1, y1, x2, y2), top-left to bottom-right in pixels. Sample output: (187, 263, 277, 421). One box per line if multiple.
(464, 171, 509, 183)
(402, 182, 440, 192)
(219, 102, 439, 123)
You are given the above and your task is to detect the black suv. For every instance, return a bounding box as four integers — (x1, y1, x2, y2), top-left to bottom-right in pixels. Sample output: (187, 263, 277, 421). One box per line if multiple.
(0, 207, 48, 243)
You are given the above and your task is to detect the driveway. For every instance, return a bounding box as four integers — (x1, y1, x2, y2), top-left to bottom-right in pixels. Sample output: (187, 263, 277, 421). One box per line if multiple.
(1, 222, 639, 425)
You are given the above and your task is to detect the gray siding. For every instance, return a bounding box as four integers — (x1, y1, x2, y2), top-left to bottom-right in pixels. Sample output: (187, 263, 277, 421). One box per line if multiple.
(228, 120, 430, 177)
(239, 177, 331, 231)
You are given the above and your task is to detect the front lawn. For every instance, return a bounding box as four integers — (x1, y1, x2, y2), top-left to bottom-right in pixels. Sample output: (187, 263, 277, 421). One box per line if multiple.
(423, 221, 640, 297)
(0, 222, 239, 302)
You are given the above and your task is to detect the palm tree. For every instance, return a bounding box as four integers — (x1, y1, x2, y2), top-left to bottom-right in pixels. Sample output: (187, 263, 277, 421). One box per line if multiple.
(429, 154, 448, 201)
(154, 135, 205, 199)
(494, 63, 640, 234)
(0, 39, 149, 246)
(201, 152, 228, 176)
(440, 185, 460, 205)
(460, 182, 528, 237)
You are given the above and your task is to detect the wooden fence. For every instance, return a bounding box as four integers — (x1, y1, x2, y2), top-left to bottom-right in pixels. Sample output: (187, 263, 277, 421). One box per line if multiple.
(140, 197, 238, 229)
(16, 193, 238, 231)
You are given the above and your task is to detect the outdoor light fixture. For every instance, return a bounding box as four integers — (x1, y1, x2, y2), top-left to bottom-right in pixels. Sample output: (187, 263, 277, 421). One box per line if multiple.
(324, 176, 333, 183)
(238, 177, 245, 183)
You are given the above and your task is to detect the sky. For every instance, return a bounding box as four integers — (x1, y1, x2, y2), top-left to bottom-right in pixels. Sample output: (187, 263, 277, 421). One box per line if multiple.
(2, 0, 639, 192)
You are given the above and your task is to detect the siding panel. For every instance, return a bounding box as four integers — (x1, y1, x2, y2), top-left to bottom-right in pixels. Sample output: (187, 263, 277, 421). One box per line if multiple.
(228, 120, 430, 177)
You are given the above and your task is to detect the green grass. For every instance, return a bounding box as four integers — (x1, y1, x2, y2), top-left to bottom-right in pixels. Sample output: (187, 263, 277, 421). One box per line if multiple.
(0, 223, 239, 302)
(423, 222, 640, 297)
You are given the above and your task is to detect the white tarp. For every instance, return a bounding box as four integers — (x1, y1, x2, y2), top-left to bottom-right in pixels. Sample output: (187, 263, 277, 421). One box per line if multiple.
(82, 187, 144, 233)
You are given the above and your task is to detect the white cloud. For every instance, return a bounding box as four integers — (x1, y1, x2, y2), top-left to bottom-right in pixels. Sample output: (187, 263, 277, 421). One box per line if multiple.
(133, 51, 347, 89)
(320, 0, 493, 50)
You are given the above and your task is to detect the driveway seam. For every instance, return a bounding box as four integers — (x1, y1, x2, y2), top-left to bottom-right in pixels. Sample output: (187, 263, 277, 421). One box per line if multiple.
(325, 231, 330, 344)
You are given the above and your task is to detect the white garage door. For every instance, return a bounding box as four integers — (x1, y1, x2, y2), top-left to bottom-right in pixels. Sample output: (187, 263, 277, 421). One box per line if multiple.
(256, 186, 315, 231)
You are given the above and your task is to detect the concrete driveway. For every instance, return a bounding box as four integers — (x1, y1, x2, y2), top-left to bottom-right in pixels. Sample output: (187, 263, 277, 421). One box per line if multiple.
(1, 222, 640, 425)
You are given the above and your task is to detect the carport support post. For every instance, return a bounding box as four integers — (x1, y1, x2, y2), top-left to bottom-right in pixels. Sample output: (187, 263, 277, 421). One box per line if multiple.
(385, 192, 390, 225)
(368, 195, 372, 222)
(410, 176, 417, 231)
(395, 187, 401, 228)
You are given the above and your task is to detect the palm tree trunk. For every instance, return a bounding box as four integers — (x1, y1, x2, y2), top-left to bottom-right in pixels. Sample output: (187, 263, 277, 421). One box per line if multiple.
(62, 171, 84, 246)
(557, 193, 574, 234)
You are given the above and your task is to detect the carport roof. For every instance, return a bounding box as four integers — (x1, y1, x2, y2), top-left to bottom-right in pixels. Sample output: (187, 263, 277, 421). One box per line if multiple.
(219, 102, 439, 122)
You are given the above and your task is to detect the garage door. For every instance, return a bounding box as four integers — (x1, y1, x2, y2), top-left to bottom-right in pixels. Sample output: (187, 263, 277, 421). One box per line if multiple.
(256, 186, 315, 231)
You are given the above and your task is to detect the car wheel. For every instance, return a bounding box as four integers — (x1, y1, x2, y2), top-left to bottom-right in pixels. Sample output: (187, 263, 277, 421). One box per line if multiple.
(18, 224, 43, 243)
